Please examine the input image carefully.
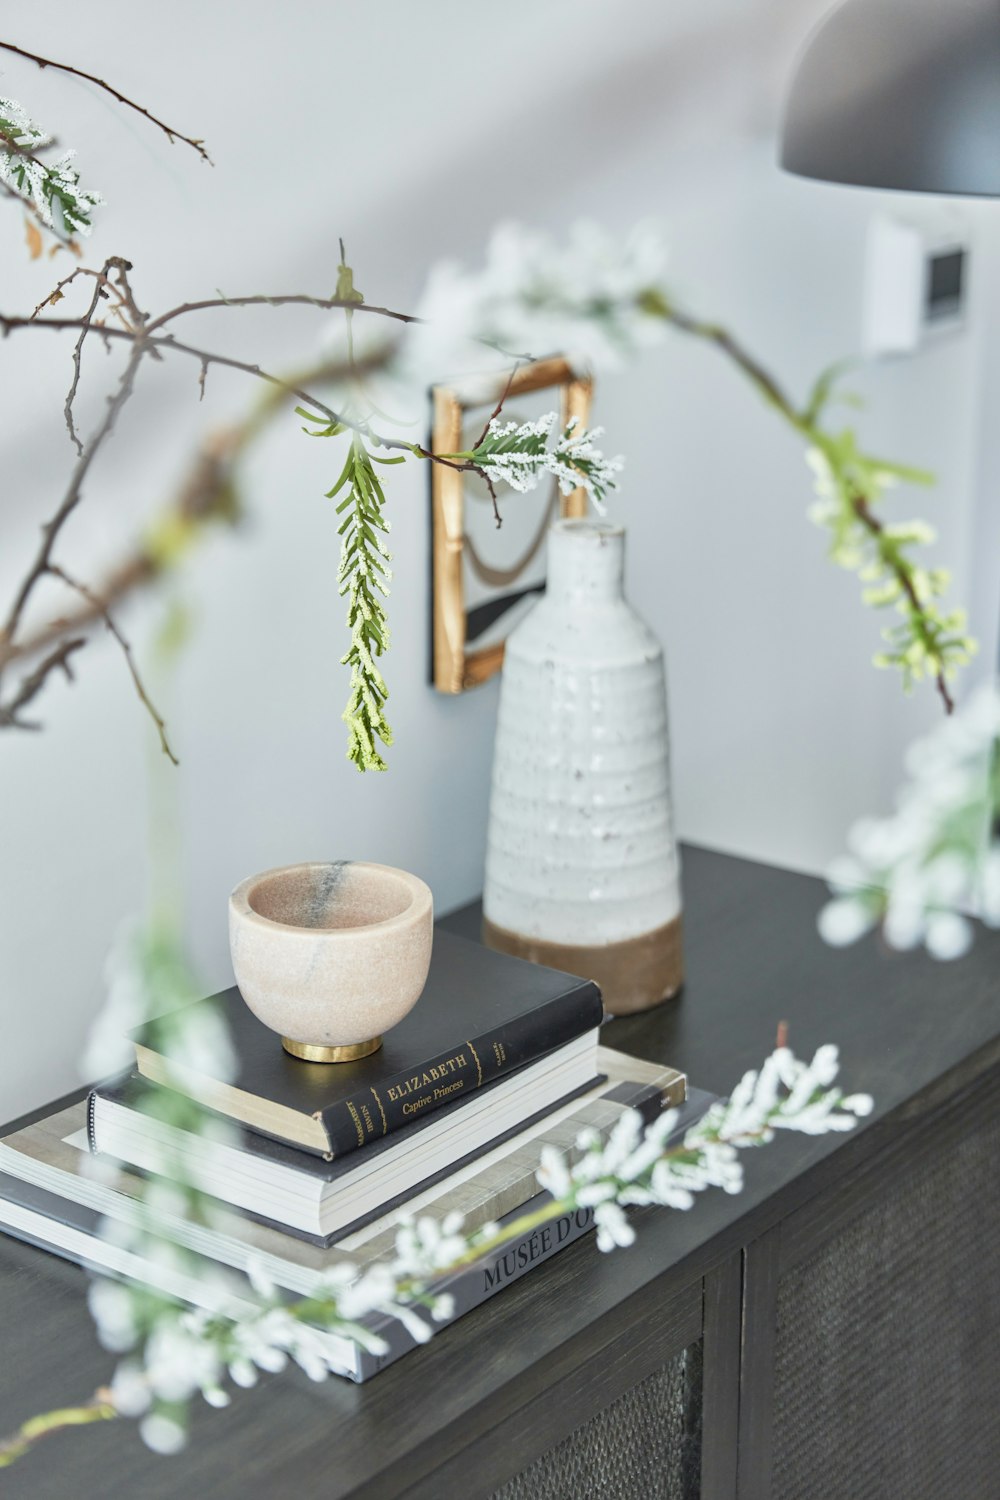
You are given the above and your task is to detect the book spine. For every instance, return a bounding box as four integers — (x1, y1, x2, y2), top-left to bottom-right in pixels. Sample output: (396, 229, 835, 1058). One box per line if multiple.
(353, 1193, 597, 1382)
(319, 983, 603, 1158)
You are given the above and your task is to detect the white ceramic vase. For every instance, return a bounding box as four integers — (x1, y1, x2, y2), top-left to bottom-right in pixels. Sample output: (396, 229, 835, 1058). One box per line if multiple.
(483, 519, 682, 1014)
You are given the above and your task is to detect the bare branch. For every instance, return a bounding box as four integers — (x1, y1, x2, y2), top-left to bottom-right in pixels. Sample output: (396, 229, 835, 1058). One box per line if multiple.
(106, 260, 148, 332)
(0, 557, 153, 673)
(0, 267, 489, 763)
(0, 339, 145, 648)
(470, 361, 521, 452)
(30, 263, 107, 320)
(1, 354, 353, 675)
(144, 292, 421, 333)
(47, 564, 179, 764)
(0, 636, 85, 729)
(0, 310, 364, 428)
(62, 257, 123, 454)
(460, 362, 521, 527)
(0, 40, 212, 163)
(659, 305, 800, 426)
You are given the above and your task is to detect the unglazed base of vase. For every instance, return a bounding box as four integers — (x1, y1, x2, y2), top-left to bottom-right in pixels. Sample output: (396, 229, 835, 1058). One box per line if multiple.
(482, 914, 684, 1016)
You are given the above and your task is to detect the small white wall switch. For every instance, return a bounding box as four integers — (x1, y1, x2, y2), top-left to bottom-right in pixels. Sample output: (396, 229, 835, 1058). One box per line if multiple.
(863, 213, 969, 358)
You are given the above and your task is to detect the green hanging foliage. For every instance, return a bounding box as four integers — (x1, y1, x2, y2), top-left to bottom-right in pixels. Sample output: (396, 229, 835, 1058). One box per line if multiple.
(299, 413, 398, 771)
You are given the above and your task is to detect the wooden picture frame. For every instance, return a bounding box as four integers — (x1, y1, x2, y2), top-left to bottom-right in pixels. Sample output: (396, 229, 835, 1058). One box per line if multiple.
(430, 357, 593, 694)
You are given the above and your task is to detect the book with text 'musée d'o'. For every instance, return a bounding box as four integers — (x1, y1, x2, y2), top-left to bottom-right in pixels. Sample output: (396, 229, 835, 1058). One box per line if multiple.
(130, 930, 605, 1160)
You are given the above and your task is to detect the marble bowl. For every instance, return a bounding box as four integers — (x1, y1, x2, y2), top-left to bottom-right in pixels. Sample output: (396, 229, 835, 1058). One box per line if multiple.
(228, 862, 433, 1062)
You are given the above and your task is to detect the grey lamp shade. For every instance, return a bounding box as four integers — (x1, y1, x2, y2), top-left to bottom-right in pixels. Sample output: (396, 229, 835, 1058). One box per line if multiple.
(780, 0, 1000, 197)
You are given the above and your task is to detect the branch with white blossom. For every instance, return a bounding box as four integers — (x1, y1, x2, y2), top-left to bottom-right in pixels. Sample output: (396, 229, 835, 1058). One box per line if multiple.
(0, 1035, 870, 1464)
(402, 222, 974, 716)
(1, 222, 976, 770)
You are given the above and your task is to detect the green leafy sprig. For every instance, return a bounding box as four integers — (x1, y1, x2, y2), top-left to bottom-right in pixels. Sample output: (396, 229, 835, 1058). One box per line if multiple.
(803, 393, 974, 706)
(644, 298, 974, 714)
(300, 413, 398, 771)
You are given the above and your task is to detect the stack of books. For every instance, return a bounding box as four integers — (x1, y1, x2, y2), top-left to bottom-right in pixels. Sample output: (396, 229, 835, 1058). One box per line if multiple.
(0, 930, 704, 1381)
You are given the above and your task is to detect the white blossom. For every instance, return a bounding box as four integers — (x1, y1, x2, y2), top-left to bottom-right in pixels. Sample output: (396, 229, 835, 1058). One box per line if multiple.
(529, 1045, 870, 1253)
(537, 1143, 573, 1199)
(245, 1257, 277, 1300)
(82, 927, 152, 1079)
(145, 1321, 221, 1403)
(398, 220, 669, 388)
(392, 1211, 469, 1276)
(819, 683, 1000, 958)
(817, 896, 875, 948)
(593, 1202, 636, 1252)
(159, 1003, 237, 1086)
(109, 1362, 152, 1418)
(88, 1279, 139, 1352)
(139, 1412, 187, 1456)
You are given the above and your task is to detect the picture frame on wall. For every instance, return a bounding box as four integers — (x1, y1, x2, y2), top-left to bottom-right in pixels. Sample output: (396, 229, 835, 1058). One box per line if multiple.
(429, 356, 593, 693)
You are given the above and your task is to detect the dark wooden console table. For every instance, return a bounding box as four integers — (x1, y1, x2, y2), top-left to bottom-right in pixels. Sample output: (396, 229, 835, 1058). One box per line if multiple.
(2, 845, 999, 1499)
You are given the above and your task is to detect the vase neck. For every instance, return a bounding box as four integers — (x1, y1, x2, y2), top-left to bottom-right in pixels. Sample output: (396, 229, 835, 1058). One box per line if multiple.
(546, 520, 625, 603)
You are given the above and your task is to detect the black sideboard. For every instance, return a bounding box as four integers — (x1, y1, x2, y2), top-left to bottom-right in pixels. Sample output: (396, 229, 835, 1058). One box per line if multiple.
(2, 844, 998, 1499)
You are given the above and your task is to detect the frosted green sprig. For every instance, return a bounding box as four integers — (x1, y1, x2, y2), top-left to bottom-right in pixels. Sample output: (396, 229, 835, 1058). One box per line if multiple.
(0, 97, 103, 238)
(447, 412, 624, 513)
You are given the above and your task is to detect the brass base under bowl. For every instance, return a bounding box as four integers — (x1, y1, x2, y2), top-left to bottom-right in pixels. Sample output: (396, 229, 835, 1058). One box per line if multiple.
(281, 1035, 383, 1064)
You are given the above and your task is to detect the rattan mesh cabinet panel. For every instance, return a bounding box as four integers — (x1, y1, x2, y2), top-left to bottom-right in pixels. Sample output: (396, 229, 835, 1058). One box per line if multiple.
(488, 1345, 700, 1500)
(771, 1084, 1000, 1500)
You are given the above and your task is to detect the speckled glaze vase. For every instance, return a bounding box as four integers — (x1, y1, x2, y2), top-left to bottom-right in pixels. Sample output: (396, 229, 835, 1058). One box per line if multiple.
(483, 520, 683, 1015)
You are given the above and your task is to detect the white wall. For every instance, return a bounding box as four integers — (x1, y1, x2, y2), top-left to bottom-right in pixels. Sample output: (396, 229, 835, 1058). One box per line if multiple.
(3, 0, 998, 1117)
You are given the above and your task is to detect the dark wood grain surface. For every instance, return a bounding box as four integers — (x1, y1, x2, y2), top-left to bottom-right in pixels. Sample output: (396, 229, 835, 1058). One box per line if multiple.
(2, 844, 998, 1499)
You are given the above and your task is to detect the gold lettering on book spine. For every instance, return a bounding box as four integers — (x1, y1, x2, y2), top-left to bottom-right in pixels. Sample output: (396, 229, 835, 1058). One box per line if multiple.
(466, 1040, 483, 1088)
(346, 1100, 365, 1149)
(370, 1086, 388, 1136)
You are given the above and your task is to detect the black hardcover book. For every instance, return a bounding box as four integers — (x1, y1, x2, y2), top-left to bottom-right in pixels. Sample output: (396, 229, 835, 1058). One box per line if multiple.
(132, 930, 604, 1159)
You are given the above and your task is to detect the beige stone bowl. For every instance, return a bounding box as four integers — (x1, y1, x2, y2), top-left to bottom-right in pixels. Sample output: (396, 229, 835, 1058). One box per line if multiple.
(228, 861, 433, 1063)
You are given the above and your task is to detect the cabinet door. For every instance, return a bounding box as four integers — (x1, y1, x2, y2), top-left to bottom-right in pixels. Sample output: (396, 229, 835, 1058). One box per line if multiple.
(489, 1347, 702, 1500)
(749, 1071, 1000, 1500)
